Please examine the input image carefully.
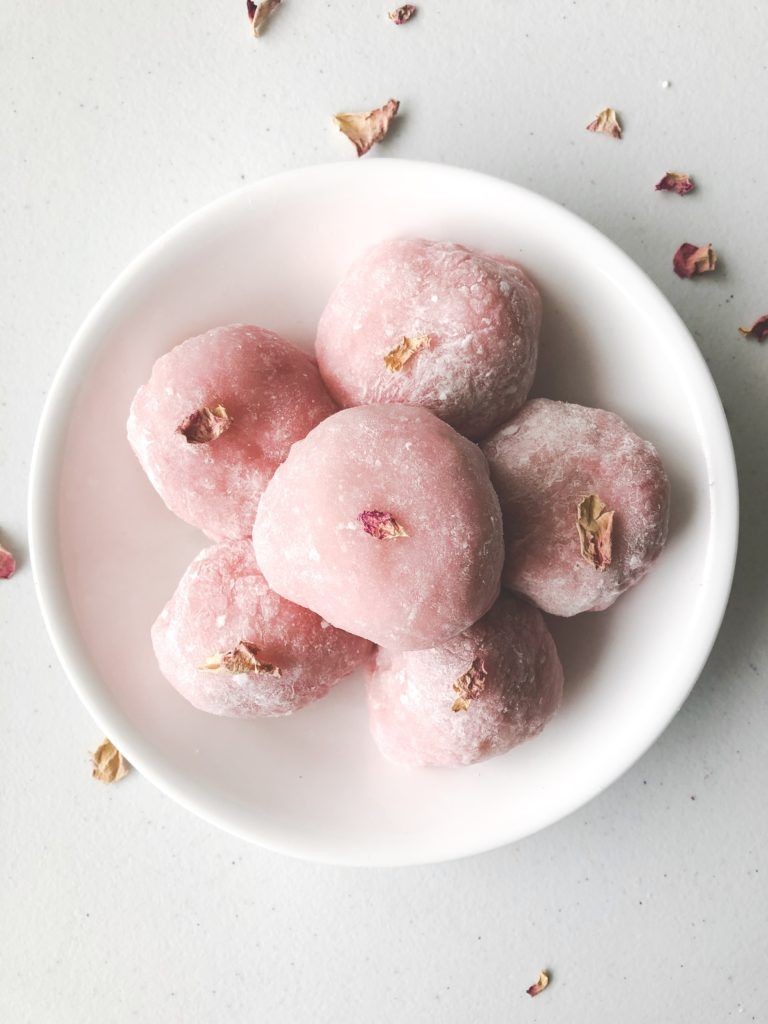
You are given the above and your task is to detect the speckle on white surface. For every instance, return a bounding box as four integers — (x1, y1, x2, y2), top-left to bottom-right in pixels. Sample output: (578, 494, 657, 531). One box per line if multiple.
(2, 1, 767, 1022)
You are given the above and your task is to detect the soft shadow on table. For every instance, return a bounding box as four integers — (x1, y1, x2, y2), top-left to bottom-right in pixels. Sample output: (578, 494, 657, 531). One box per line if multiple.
(671, 334, 768, 710)
(545, 610, 612, 706)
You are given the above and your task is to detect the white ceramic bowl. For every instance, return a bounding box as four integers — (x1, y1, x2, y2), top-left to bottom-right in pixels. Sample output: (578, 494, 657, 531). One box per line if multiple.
(29, 160, 737, 866)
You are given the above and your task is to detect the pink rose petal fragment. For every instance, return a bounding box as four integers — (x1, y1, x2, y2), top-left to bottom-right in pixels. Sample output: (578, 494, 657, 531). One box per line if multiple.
(90, 739, 130, 784)
(388, 4, 416, 24)
(738, 314, 768, 341)
(673, 242, 717, 279)
(199, 640, 282, 677)
(577, 494, 614, 571)
(247, 0, 282, 37)
(333, 99, 400, 157)
(586, 107, 622, 138)
(655, 171, 695, 195)
(0, 543, 16, 579)
(359, 509, 408, 540)
(451, 657, 487, 712)
(177, 404, 231, 444)
(526, 971, 550, 998)
(383, 333, 431, 372)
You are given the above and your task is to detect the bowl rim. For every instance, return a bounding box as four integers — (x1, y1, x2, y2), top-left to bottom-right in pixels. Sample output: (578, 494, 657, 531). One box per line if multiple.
(27, 159, 739, 866)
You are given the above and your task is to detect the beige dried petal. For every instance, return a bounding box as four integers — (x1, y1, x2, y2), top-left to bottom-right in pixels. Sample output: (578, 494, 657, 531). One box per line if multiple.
(333, 99, 400, 157)
(177, 404, 231, 444)
(247, 0, 283, 37)
(388, 4, 416, 24)
(451, 657, 487, 712)
(526, 970, 550, 997)
(577, 494, 615, 570)
(383, 334, 431, 372)
(91, 739, 130, 784)
(199, 640, 281, 677)
(586, 107, 622, 138)
(359, 510, 408, 539)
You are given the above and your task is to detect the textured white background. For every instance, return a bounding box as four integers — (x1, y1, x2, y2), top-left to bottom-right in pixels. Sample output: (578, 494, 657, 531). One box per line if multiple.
(2, 1, 767, 1021)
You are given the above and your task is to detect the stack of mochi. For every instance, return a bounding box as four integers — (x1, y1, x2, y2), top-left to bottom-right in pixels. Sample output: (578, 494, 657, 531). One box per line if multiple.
(129, 238, 670, 768)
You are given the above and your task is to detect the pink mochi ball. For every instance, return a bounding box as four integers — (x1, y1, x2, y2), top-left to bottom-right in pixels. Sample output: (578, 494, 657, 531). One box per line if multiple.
(367, 592, 564, 767)
(481, 399, 670, 617)
(152, 540, 373, 717)
(128, 324, 337, 540)
(253, 405, 504, 651)
(315, 238, 541, 441)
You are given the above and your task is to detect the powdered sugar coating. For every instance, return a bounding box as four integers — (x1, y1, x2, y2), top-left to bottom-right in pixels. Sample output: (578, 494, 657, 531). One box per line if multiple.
(367, 592, 563, 767)
(127, 324, 337, 540)
(481, 399, 670, 616)
(315, 238, 541, 440)
(253, 405, 504, 650)
(151, 540, 373, 717)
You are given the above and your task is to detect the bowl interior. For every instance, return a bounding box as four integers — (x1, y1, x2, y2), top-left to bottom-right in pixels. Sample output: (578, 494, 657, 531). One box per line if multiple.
(31, 161, 736, 865)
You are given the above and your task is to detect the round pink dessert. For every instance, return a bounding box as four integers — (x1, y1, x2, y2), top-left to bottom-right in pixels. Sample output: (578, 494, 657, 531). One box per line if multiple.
(481, 399, 670, 616)
(367, 592, 563, 767)
(128, 324, 337, 540)
(253, 405, 504, 651)
(315, 238, 541, 441)
(152, 540, 373, 717)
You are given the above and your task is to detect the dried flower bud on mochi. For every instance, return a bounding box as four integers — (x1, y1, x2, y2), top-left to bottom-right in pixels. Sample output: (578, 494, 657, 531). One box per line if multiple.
(199, 640, 281, 677)
(577, 494, 614, 571)
(177, 404, 231, 444)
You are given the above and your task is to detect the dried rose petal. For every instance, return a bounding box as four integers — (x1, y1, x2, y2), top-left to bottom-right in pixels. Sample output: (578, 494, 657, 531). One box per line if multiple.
(247, 0, 282, 36)
(451, 657, 487, 712)
(359, 510, 408, 540)
(91, 739, 130, 784)
(738, 314, 768, 341)
(199, 640, 281, 677)
(177, 404, 231, 444)
(673, 242, 717, 279)
(526, 971, 550, 998)
(0, 544, 15, 579)
(577, 494, 614, 571)
(586, 107, 622, 138)
(333, 99, 400, 158)
(655, 171, 695, 195)
(388, 4, 416, 24)
(383, 334, 431, 372)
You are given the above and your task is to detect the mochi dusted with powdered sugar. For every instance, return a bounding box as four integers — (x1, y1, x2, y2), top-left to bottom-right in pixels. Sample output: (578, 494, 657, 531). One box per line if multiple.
(253, 404, 504, 650)
(481, 399, 670, 617)
(151, 540, 373, 717)
(127, 324, 337, 541)
(367, 592, 563, 767)
(315, 238, 541, 440)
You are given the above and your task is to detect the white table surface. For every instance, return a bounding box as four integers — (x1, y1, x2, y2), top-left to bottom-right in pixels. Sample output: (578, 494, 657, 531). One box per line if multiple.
(2, 1, 767, 1020)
